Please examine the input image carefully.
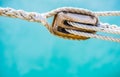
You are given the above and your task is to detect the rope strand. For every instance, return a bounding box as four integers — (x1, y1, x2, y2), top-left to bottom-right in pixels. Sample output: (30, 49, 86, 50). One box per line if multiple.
(94, 11, 120, 16)
(66, 29, 120, 43)
(67, 21, 120, 35)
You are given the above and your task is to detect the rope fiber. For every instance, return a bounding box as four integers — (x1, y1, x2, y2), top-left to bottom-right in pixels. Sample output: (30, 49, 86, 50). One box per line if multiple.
(0, 7, 120, 43)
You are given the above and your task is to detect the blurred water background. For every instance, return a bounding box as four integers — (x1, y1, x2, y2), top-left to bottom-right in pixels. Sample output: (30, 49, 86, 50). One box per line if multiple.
(0, 0, 120, 77)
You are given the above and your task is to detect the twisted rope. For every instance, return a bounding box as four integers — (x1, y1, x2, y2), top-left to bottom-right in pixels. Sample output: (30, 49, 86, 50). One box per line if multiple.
(94, 11, 120, 16)
(66, 29, 120, 42)
(0, 7, 50, 30)
(0, 7, 120, 42)
(44, 7, 120, 17)
(67, 21, 120, 34)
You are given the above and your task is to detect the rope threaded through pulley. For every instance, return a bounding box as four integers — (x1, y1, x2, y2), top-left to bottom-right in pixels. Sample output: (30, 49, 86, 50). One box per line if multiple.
(52, 12, 98, 40)
(0, 7, 120, 43)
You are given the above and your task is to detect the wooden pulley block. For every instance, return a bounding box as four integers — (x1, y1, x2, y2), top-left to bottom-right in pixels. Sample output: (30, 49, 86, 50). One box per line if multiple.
(52, 12, 98, 40)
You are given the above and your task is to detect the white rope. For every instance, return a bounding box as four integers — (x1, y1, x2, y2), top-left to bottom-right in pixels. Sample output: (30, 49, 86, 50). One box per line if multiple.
(0, 7, 120, 43)
(94, 11, 120, 16)
(43, 7, 95, 18)
(0, 7, 48, 28)
(67, 21, 120, 42)
(44, 7, 120, 17)
(66, 29, 120, 42)
(67, 21, 120, 35)
(1, 7, 120, 23)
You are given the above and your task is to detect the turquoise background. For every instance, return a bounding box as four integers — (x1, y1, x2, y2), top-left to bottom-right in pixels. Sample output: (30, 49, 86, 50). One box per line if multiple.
(0, 0, 120, 77)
